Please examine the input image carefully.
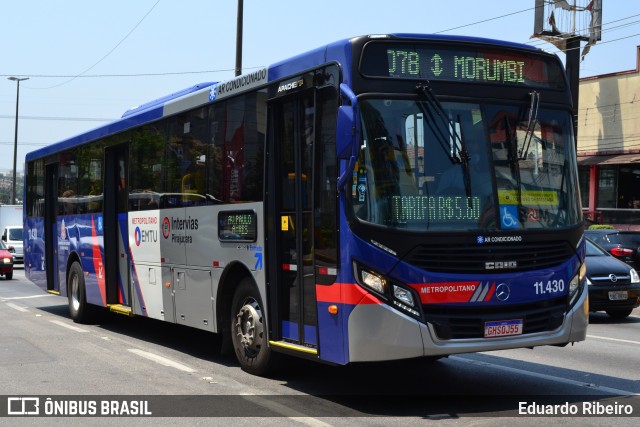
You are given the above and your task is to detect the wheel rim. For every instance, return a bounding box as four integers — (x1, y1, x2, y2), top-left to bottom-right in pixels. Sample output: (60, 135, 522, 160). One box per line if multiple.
(70, 272, 80, 312)
(234, 297, 265, 357)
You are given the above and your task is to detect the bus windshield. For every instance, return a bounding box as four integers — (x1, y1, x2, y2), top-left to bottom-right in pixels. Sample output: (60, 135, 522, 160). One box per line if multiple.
(351, 98, 581, 231)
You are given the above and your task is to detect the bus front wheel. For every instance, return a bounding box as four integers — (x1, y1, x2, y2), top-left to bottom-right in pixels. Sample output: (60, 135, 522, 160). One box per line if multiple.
(230, 278, 275, 376)
(68, 261, 94, 323)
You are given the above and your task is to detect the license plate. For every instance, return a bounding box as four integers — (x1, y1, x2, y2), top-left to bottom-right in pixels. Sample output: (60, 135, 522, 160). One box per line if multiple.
(484, 319, 523, 338)
(609, 291, 628, 301)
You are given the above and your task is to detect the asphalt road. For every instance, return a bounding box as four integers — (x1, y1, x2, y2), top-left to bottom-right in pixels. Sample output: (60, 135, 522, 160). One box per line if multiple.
(1, 267, 639, 426)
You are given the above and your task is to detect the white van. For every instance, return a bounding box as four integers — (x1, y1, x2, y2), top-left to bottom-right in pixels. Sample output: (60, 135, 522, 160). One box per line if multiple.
(2, 225, 23, 264)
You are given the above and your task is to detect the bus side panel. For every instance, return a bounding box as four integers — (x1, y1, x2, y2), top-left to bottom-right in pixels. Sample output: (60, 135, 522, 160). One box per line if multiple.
(129, 210, 162, 319)
(25, 217, 46, 288)
(75, 214, 106, 307)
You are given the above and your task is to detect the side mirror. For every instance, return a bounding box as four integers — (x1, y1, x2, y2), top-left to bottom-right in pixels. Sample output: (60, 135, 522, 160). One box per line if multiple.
(337, 105, 355, 160)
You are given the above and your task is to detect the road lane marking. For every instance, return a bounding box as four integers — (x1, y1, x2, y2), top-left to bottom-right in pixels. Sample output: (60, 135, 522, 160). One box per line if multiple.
(128, 348, 196, 373)
(451, 355, 639, 396)
(288, 417, 333, 427)
(49, 319, 89, 333)
(2, 294, 57, 300)
(239, 393, 333, 427)
(6, 302, 28, 312)
(587, 334, 640, 346)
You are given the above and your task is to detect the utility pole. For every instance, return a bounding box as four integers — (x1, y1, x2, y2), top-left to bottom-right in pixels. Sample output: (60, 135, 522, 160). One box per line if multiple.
(235, 0, 243, 77)
(566, 36, 581, 144)
(8, 76, 29, 205)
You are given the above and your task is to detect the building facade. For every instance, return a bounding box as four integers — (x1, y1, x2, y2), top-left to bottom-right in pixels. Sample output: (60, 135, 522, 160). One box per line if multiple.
(578, 45, 640, 229)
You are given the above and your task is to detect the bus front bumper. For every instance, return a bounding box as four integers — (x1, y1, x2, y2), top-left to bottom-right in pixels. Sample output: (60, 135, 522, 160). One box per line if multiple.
(346, 288, 588, 362)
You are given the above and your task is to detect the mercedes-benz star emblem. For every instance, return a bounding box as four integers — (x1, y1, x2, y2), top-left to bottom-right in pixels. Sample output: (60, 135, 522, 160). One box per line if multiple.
(496, 283, 511, 301)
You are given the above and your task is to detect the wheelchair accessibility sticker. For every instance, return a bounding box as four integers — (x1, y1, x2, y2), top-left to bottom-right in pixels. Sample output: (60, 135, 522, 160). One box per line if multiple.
(500, 205, 520, 229)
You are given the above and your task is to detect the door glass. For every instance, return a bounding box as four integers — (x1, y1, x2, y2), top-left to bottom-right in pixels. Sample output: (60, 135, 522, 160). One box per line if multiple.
(276, 92, 318, 345)
(278, 100, 300, 340)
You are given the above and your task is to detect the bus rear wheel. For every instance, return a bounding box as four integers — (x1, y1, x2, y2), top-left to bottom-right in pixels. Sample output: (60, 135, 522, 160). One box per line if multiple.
(230, 278, 275, 376)
(68, 261, 95, 323)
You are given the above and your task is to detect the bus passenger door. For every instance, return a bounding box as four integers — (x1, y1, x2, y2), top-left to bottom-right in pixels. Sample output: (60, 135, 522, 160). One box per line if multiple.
(266, 90, 319, 351)
(104, 144, 131, 307)
(44, 163, 59, 292)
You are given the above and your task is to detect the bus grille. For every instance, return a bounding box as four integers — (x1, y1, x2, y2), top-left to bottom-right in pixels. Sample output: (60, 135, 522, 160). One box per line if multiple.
(423, 298, 567, 339)
(404, 241, 574, 273)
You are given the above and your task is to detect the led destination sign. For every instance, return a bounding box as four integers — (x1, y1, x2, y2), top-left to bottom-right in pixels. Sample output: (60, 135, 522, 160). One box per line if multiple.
(361, 42, 565, 89)
(391, 195, 480, 223)
(218, 210, 257, 242)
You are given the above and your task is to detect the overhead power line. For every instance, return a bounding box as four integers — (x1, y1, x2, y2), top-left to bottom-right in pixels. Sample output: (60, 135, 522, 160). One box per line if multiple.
(38, 0, 161, 89)
(435, 5, 537, 33)
(0, 115, 112, 122)
(0, 141, 50, 147)
(0, 66, 264, 80)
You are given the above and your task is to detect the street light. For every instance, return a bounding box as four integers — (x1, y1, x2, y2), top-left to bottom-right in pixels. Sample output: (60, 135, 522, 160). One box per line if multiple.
(7, 76, 28, 205)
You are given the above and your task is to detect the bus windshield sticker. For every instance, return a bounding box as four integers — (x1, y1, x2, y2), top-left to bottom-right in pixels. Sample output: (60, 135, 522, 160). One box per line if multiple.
(498, 189, 558, 206)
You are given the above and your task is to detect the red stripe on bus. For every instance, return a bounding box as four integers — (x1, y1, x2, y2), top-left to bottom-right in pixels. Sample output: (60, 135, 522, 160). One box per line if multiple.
(316, 283, 381, 305)
(484, 282, 496, 302)
(91, 216, 106, 305)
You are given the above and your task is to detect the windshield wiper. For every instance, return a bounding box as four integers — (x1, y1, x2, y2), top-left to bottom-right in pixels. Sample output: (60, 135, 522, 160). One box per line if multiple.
(416, 83, 473, 206)
(415, 83, 462, 164)
(504, 116, 522, 207)
(456, 114, 473, 206)
(519, 91, 540, 160)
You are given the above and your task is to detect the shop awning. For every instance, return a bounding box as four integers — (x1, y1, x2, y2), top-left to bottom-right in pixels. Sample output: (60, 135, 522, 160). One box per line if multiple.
(577, 153, 640, 166)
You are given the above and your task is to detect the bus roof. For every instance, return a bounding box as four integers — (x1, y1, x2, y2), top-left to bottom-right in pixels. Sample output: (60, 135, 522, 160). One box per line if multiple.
(25, 33, 544, 163)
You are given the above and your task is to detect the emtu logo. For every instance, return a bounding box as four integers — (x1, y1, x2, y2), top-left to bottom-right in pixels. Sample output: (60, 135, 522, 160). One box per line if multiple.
(135, 227, 158, 245)
(134, 227, 142, 246)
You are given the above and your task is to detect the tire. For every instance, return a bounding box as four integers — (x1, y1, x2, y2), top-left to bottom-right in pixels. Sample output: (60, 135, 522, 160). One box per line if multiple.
(67, 261, 95, 323)
(605, 308, 633, 319)
(230, 278, 276, 376)
(5, 271, 12, 280)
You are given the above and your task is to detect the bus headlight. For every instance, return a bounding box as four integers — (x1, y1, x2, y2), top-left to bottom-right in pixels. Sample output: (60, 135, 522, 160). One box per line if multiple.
(568, 262, 586, 305)
(393, 285, 415, 307)
(354, 262, 423, 319)
(392, 284, 422, 318)
(360, 269, 387, 294)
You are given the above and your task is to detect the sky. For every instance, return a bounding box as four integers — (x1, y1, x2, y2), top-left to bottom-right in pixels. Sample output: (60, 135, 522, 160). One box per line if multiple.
(1, 0, 638, 173)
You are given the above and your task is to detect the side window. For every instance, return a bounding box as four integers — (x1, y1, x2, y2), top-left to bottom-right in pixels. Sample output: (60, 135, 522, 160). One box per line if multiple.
(76, 143, 104, 214)
(130, 124, 166, 210)
(57, 150, 79, 215)
(221, 92, 265, 202)
(166, 108, 210, 206)
(207, 103, 223, 201)
(26, 159, 45, 217)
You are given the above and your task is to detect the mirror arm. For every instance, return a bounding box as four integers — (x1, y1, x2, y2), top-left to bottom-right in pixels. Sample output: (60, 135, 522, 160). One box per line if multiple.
(337, 83, 359, 191)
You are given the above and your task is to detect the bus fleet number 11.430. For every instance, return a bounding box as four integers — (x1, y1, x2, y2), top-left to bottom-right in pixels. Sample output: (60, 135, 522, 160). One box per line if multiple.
(533, 279, 565, 295)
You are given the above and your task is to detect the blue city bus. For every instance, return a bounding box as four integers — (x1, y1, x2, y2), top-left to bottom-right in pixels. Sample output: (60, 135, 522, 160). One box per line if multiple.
(24, 34, 587, 375)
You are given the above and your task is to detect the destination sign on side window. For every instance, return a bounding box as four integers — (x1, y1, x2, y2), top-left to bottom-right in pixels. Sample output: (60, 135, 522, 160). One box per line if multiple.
(218, 210, 257, 242)
(360, 42, 565, 89)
